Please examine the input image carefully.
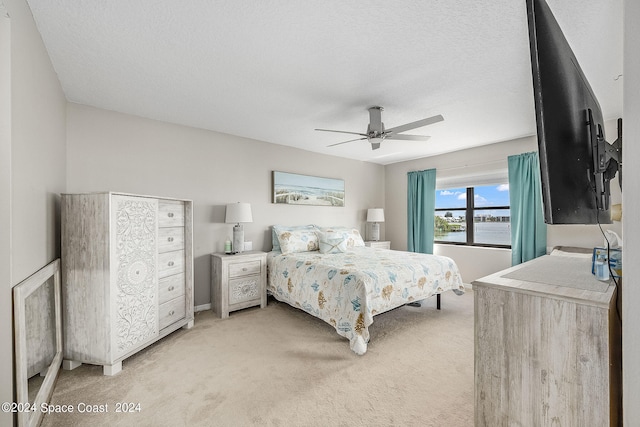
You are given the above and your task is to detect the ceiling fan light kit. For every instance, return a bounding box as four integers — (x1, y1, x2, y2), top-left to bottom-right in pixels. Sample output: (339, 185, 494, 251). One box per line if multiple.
(316, 106, 444, 151)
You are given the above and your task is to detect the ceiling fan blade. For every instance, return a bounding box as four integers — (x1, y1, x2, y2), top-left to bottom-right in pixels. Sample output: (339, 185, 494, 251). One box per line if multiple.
(315, 128, 368, 137)
(327, 137, 367, 147)
(385, 134, 431, 141)
(385, 114, 444, 135)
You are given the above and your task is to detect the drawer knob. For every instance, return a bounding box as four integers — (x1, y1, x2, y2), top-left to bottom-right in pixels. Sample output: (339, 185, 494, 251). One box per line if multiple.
(168, 237, 174, 242)
(168, 261, 174, 267)
(242, 267, 248, 272)
(168, 212, 174, 218)
(169, 310, 175, 316)
(168, 286, 174, 291)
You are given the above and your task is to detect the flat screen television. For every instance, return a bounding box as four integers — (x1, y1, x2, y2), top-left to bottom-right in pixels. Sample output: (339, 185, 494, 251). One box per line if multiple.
(526, 0, 621, 224)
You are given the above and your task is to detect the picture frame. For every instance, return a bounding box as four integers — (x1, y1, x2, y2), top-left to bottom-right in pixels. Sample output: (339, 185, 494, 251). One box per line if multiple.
(13, 259, 63, 427)
(272, 171, 345, 207)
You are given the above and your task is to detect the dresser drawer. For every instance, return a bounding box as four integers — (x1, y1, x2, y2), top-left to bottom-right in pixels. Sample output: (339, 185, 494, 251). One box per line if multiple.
(158, 250, 184, 278)
(159, 296, 186, 330)
(228, 260, 261, 278)
(228, 276, 262, 305)
(158, 227, 184, 253)
(159, 273, 185, 305)
(158, 200, 184, 227)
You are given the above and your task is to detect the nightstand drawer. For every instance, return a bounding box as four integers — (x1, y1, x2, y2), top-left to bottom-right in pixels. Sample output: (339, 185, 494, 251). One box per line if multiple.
(228, 276, 261, 305)
(159, 273, 185, 305)
(365, 241, 391, 249)
(158, 250, 184, 278)
(158, 227, 184, 253)
(158, 200, 185, 227)
(228, 260, 261, 278)
(159, 296, 186, 330)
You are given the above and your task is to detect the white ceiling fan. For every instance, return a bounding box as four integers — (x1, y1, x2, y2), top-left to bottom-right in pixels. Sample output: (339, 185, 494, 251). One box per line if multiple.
(316, 106, 444, 150)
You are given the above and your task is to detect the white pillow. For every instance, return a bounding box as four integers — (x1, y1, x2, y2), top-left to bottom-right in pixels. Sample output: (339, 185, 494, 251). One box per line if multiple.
(317, 227, 365, 247)
(317, 230, 348, 254)
(272, 224, 316, 251)
(276, 228, 319, 254)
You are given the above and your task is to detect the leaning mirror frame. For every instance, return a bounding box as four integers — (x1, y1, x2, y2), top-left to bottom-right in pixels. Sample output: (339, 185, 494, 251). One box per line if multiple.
(13, 259, 63, 427)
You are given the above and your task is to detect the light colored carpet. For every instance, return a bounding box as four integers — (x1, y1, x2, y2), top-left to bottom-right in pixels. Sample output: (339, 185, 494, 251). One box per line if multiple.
(41, 290, 474, 427)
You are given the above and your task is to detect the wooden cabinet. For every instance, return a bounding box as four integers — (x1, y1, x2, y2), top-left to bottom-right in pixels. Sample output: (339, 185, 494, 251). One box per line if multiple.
(61, 192, 194, 375)
(364, 241, 391, 249)
(473, 255, 621, 426)
(211, 251, 267, 318)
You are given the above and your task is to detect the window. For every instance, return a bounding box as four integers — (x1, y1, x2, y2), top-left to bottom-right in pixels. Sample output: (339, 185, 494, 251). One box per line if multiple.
(435, 184, 511, 248)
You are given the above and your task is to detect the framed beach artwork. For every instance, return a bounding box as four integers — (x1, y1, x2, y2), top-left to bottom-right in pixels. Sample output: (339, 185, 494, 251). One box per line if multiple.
(272, 171, 345, 206)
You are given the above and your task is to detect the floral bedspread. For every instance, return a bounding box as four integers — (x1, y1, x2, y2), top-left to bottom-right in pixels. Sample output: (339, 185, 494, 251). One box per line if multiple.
(267, 247, 465, 355)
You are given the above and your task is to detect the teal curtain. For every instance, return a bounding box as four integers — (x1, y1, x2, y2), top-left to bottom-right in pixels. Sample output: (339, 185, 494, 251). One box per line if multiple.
(508, 152, 547, 265)
(407, 169, 436, 254)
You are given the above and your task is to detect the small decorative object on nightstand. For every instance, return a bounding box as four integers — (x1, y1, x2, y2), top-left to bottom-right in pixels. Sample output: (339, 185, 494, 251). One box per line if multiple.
(364, 241, 391, 249)
(225, 202, 253, 253)
(367, 208, 384, 241)
(211, 251, 267, 318)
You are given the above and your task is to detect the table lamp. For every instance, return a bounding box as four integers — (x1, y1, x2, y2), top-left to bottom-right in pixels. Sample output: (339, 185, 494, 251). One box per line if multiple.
(225, 202, 253, 253)
(367, 208, 385, 241)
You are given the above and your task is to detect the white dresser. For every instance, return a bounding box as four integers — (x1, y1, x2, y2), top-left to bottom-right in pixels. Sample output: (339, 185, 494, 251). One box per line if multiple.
(61, 192, 194, 375)
(473, 255, 621, 426)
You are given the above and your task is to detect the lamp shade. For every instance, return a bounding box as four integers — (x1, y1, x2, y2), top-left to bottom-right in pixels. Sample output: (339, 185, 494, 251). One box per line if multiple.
(225, 202, 253, 224)
(367, 208, 385, 223)
(611, 203, 622, 222)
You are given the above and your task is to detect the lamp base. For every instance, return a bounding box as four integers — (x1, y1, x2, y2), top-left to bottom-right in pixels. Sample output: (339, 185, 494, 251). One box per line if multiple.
(233, 224, 244, 253)
(370, 223, 380, 241)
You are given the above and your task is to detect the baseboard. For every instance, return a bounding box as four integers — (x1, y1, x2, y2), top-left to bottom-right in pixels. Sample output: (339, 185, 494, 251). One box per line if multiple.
(195, 303, 211, 312)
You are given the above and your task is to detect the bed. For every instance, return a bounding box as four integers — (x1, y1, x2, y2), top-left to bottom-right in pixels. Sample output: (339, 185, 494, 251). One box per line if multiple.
(267, 225, 465, 355)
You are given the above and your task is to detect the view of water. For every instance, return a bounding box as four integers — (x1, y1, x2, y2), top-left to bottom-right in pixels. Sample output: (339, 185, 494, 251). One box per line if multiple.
(436, 222, 511, 246)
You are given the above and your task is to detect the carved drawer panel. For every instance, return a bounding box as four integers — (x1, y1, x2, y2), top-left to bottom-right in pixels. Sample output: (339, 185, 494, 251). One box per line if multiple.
(228, 277, 261, 305)
(158, 227, 184, 253)
(112, 196, 159, 358)
(159, 296, 186, 330)
(159, 273, 185, 305)
(158, 250, 185, 278)
(228, 260, 261, 278)
(158, 200, 184, 227)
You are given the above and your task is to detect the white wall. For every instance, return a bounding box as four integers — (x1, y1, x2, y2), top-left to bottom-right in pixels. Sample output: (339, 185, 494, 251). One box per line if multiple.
(3, 0, 67, 424)
(8, 0, 66, 283)
(384, 124, 623, 285)
(0, 4, 12, 424)
(385, 137, 534, 283)
(622, 0, 639, 422)
(66, 103, 385, 306)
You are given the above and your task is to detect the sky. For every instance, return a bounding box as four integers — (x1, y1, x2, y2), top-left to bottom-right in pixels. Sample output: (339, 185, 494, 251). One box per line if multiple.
(436, 184, 510, 211)
(273, 171, 344, 191)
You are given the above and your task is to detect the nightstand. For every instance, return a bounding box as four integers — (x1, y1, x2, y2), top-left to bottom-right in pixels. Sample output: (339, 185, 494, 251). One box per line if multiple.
(364, 241, 391, 249)
(211, 251, 267, 318)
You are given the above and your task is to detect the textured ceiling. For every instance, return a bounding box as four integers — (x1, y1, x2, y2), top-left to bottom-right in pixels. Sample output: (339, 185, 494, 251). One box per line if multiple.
(26, 0, 623, 165)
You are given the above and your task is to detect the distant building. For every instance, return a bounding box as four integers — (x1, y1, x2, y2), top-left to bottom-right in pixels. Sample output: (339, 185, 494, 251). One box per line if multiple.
(474, 215, 510, 223)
